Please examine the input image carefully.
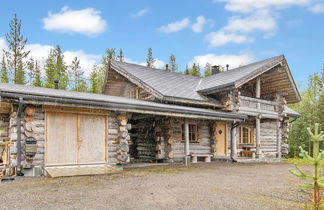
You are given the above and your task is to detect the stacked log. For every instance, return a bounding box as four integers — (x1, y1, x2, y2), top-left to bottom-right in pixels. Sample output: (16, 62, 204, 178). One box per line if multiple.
(281, 121, 289, 156)
(116, 113, 130, 164)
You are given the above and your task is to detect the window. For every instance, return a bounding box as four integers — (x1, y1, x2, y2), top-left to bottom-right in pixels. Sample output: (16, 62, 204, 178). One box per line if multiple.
(128, 88, 140, 99)
(239, 126, 254, 144)
(182, 124, 198, 142)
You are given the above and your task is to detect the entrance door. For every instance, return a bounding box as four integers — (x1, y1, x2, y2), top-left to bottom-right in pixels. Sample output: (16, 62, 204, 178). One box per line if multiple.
(45, 112, 107, 166)
(215, 122, 227, 156)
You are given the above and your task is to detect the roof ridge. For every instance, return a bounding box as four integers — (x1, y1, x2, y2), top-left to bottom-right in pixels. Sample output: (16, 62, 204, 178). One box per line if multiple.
(203, 54, 284, 79)
(111, 60, 200, 79)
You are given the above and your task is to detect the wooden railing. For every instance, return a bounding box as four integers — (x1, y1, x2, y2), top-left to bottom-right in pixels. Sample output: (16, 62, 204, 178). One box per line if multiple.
(237, 96, 280, 119)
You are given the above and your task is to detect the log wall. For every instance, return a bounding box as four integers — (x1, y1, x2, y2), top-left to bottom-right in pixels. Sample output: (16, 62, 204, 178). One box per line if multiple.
(104, 69, 154, 100)
(260, 120, 278, 157)
(6, 104, 130, 176)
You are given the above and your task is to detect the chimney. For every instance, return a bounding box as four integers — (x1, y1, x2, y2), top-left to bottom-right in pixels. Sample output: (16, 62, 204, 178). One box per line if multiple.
(211, 65, 220, 75)
(226, 64, 229, 71)
(165, 64, 169, 71)
(54, 79, 59, 89)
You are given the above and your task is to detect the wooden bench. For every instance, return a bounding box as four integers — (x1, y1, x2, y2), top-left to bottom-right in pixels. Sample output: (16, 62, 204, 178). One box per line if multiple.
(190, 154, 213, 163)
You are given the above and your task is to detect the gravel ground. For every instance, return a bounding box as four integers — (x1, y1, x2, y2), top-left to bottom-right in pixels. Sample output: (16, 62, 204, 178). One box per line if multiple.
(0, 162, 307, 210)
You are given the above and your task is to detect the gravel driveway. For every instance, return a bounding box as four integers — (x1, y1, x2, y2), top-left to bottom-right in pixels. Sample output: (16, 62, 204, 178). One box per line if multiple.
(0, 162, 307, 210)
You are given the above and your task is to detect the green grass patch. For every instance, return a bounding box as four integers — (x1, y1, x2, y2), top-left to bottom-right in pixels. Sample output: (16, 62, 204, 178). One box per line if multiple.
(283, 158, 312, 165)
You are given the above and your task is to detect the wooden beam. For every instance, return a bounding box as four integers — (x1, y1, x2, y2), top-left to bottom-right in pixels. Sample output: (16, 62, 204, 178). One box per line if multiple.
(184, 118, 190, 165)
(256, 76, 261, 99)
(276, 120, 282, 158)
(256, 117, 261, 157)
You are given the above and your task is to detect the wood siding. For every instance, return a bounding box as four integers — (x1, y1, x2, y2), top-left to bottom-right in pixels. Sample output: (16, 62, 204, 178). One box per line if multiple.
(104, 69, 154, 100)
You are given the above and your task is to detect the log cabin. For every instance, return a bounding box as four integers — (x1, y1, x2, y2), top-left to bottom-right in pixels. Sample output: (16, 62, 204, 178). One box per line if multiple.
(0, 55, 300, 177)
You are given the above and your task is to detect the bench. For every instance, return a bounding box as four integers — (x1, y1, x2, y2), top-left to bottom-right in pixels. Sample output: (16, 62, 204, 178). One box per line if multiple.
(190, 154, 213, 163)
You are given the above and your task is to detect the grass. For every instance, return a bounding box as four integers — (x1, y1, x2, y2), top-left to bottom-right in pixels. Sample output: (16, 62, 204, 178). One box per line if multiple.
(283, 158, 312, 165)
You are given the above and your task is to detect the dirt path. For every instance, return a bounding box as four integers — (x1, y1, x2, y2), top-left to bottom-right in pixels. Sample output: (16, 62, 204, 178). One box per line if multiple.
(0, 162, 307, 210)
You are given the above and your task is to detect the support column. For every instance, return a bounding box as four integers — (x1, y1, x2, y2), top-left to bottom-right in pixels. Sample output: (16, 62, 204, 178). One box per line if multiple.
(256, 116, 261, 157)
(255, 76, 261, 158)
(276, 120, 282, 158)
(184, 118, 190, 165)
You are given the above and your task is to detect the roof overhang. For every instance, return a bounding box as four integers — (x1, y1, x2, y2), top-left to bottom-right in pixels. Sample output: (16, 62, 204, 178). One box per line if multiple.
(0, 88, 246, 121)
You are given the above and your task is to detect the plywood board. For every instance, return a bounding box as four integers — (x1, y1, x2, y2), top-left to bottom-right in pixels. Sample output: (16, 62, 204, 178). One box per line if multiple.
(46, 112, 78, 166)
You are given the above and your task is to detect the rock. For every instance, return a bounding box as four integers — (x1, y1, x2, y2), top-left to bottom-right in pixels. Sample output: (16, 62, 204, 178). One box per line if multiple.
(126, 123, 132, 130)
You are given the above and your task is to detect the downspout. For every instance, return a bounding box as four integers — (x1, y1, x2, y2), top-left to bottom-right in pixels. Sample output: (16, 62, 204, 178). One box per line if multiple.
(230, 120, 244, 163)
(16, 97, 24, 176)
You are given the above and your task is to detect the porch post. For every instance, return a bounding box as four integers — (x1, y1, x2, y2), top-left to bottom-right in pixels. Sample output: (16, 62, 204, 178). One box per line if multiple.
(276, 120, 282, 158)
(184, 118, 190, 165)
(256, 116, 261, 157)
(255, 76, 261, 158)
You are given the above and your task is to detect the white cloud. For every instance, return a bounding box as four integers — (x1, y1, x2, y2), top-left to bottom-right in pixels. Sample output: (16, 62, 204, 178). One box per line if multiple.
(158, 18, 190, 33)
(192, 16, 206, 33)
(139, 59, 166, 69)
(205, 31, 253, 47)
(0, 37, 7, 57)
(131, 8, 150, 18)
(63, 50, 101, 76)
(308, 4, 324, 13)
(43, 6, 107, 36)
(26, 44, 54, 62)
(214, 0, 313, 13)
(189, 53, 255, 69)
(224, 10, 277, 34)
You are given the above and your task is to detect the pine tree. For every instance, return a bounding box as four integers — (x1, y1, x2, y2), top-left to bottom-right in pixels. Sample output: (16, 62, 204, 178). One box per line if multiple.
(168, 54, 178, 72)
(190, 63, 201, 77)
(54, 45, 68, 89)
(27, 57, 35, 83)
(44, 49, 56, 88)
(44, 46, 68, 89)
(89, 64, 100, 93)
(4, 14, 30, 84)
(69, 56, 87, 92)
(118, 48, 124, 62)
(146, 48, 155, 68)
(0, 55, 9, 83)
(184, 64, 190, 75)
(204, 62, 212, 77)
(32, 60, 42, 87)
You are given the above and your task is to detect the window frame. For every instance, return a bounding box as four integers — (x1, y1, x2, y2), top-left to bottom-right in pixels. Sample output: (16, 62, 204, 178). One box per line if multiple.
(128, 88, 140, 99)
(181, 123, 198, 143)
(239, 126, 254, 144)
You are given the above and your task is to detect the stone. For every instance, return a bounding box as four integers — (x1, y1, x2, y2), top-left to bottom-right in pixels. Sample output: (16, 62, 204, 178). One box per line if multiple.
(108, 129, 118, 134)
(126, 123, 132, 130)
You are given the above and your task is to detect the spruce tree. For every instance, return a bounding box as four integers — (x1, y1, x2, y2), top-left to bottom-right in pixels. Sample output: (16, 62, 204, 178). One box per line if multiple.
(184, 64, 190, 75)
(89, 64, 100, 93)
(43, 46, 68, 89)
(168, 54, 178, 72)
(54, 45, 68, 89)
(4, 14, 30, 84)
(0, 55, 9, 83)
(27, 57, 35, 83)
(44, 49, 56, 88)
(190, 63, 201, 77)
(118, 48, 124, 62)
(146, 48, 155, 68)
(69, 56, 87, 92)
(32, 60, 42, 87)
(204, 62, 212, 77)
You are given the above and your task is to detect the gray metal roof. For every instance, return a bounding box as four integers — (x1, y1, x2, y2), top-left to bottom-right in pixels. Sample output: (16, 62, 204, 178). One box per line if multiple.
(198, 55, 284, 92)
(110, 55, 285, 101)
(110, 61, 205, 101)
(284, 106, 301, 118)
(0, 83, 246, 120)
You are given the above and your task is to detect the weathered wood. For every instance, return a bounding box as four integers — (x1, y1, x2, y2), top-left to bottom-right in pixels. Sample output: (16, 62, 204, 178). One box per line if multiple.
(25, 106, 36, 116)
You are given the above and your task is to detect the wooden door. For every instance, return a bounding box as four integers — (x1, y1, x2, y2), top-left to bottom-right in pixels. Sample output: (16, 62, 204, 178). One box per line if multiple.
(78, 114, 106, 164)
(215, 122, 227, 156)
(45, 112, 107, 166)
(46, 112, 78, 166)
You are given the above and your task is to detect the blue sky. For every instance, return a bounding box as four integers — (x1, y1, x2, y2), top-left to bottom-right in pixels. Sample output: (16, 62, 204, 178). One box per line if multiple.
(0, 0, 323, 88)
